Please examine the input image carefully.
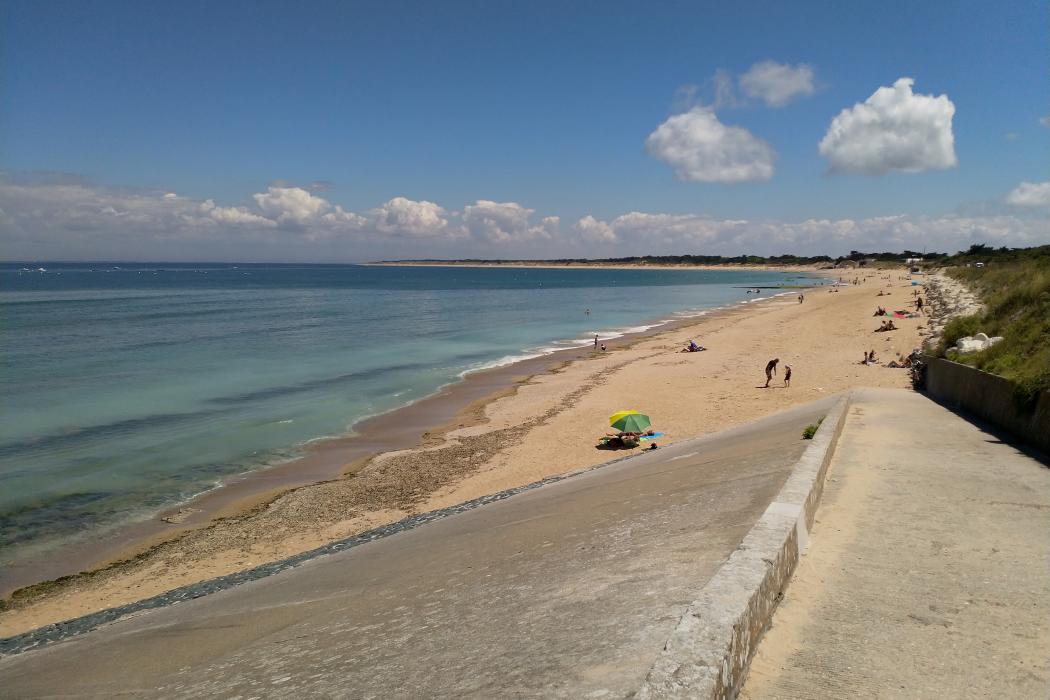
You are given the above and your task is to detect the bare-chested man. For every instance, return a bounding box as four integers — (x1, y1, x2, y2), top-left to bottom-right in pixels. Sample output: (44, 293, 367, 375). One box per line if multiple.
(764, 358, 779, 387)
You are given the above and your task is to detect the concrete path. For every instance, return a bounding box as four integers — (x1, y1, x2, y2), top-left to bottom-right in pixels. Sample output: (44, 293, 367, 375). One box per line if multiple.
(0, 399, 836, 698)
(741, 388, 1050, 699)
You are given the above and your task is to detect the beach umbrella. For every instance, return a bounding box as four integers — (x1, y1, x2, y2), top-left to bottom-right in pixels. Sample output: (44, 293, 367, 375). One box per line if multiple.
(611, 412, 651, 433)
(608, 409, 640, 426)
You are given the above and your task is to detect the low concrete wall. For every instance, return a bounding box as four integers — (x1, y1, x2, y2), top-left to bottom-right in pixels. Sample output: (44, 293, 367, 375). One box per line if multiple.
(922, 356, 1050, 454)
(635, 394, 851, 700)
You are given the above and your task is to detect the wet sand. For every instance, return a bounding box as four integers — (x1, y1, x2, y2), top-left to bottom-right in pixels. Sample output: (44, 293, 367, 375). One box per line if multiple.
(1, 268, 927, 636)
(0, 352, 574, 597)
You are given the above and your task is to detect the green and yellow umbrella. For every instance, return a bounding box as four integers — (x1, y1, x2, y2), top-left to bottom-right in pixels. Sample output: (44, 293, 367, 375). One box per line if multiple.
(610, 412, 651, 433)
(608, 409, 640, 426)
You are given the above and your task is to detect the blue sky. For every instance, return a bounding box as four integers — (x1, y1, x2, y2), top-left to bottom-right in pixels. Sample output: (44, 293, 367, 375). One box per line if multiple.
(1, 0, 1047, 261)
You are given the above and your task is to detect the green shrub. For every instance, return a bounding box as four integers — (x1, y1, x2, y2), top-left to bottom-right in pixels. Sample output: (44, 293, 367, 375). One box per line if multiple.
(802, 420, 823, 439)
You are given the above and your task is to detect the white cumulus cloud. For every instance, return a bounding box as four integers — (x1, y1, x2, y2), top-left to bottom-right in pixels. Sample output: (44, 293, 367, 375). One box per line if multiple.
(645, 107, 776, 183)
(574, 215, 617, 243)
(1006, 181, 1050, 207)
(571, 211, 1048, 256)
(198, 199, 277, 227)
(372, 197, 451, 236)
(253, 186, 332, 226)
(819, 77, 957, 175)
(2, 173, 1045, 262)
(462, 200, 557, 242)
(739, 61, 815, 107)
(532, 216, 561, 240)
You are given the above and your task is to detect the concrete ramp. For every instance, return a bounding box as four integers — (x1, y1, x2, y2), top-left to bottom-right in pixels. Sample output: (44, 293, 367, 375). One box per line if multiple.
(0, 398, 839, 699)
(742, 388, 1050, 698)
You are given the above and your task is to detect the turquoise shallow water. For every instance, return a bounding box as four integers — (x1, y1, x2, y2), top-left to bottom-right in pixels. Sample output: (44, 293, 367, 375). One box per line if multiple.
(0, 263, 809, 565)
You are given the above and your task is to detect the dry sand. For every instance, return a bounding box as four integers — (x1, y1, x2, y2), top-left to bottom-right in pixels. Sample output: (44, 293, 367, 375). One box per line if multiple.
(0, 268, 927, 636)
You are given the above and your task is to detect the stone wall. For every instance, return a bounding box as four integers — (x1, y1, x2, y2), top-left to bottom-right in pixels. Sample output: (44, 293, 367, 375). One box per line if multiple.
(636, 395, 851, 699)
(922, 356, 1050, 455)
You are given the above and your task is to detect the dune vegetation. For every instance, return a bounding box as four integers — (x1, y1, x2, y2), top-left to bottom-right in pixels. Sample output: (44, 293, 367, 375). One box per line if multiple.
(941, 254, 1050, 403)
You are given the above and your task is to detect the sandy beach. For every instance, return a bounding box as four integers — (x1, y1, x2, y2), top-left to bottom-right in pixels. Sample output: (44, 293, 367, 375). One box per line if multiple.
(0, 268, 928, 636)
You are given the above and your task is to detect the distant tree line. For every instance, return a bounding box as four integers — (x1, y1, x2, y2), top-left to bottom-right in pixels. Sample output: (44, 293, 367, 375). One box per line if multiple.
(380, 244, 1050, 267)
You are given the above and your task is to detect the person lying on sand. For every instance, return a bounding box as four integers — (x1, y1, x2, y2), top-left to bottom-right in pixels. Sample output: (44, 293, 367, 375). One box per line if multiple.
(886, 353, 912, 368)
(605, 429, 656, 438)
(680, 340, 707, 352)
(599, 428, 656, 449)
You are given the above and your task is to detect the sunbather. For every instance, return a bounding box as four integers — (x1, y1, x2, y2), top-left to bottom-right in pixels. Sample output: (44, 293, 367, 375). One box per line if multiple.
(874, 320, 897, 332)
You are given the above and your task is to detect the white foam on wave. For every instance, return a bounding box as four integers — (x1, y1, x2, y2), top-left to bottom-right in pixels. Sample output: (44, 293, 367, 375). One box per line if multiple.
(459, 320, 680, 378)
(617, 324, 660, 335)
(458, 282, 817, 379)
(458, 350, 551, 376)
(674, 309, 710, 318)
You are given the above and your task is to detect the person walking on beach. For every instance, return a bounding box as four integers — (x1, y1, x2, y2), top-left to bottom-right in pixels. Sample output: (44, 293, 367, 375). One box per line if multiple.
(764, 358, 779, 387)
(784, 364, 792, 387)
(594, 334, 599, 349)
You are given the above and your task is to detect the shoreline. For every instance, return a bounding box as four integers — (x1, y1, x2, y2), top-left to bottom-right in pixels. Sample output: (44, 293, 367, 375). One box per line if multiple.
(0, 272, 821, 598)
(5, 266, 928, 636)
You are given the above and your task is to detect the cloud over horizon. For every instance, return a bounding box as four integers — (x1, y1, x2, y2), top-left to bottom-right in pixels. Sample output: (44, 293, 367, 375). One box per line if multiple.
(645, 107, 776, 183)
(1006, 180, 1050, 207)
(571, 210, 1048, 255)
(819, 77, 957, 175)
(462, 200, 559, 243)
(372, 197, 451, 237)
(2, 174, 1045, 262)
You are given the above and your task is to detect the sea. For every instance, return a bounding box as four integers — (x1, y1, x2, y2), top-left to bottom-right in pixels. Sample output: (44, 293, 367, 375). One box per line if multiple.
(0, 262, 810, 575)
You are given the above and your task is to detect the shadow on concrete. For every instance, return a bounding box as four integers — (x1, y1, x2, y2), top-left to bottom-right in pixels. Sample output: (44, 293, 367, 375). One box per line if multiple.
(921, 390, 1049, 467)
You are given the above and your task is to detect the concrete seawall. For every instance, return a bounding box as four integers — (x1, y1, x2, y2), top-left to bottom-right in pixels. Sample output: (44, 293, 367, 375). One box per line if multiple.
(1, 398, 841, 697)
(922, 356, 1050, 454)
(636, 394, 850, 699)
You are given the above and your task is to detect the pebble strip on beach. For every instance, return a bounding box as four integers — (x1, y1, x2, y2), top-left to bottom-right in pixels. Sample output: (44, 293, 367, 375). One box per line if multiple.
(922, 271, 983, 348)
